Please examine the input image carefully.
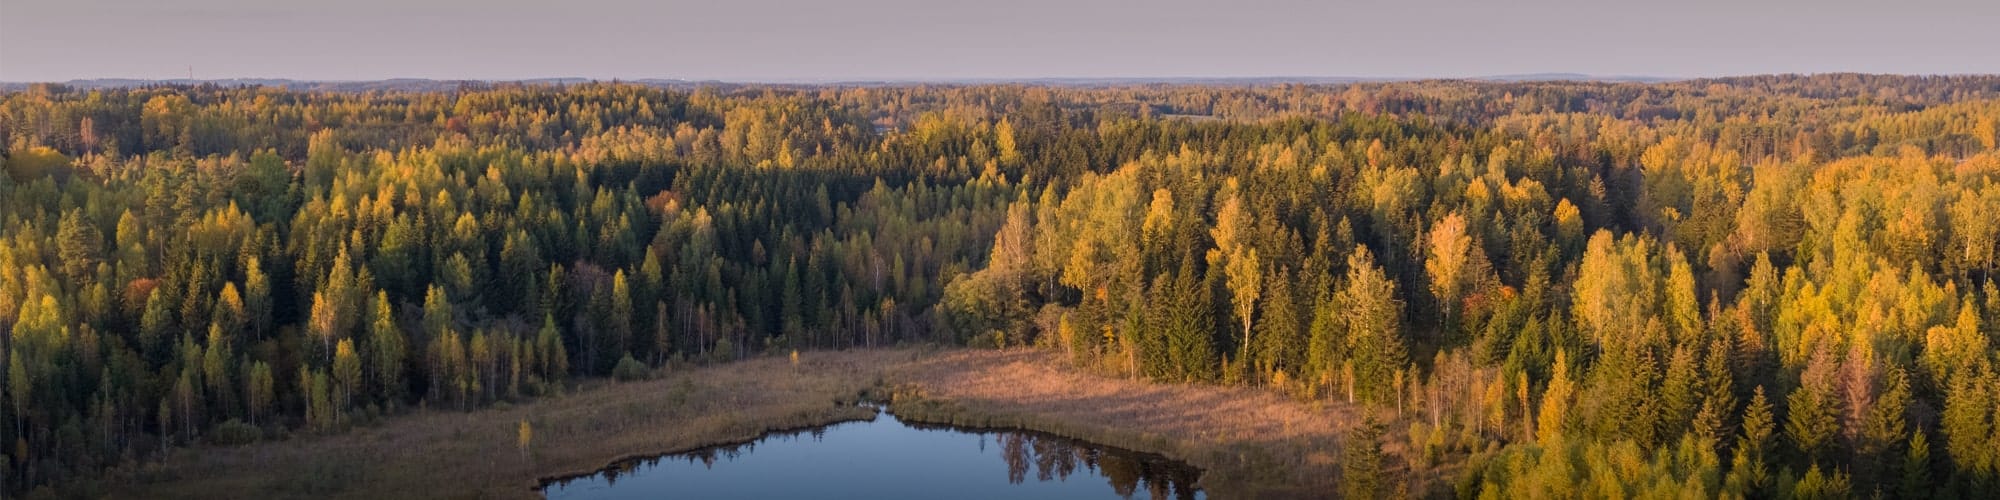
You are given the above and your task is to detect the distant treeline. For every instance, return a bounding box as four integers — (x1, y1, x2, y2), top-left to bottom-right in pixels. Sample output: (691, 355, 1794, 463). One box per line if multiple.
(2, 74, 2000, 497)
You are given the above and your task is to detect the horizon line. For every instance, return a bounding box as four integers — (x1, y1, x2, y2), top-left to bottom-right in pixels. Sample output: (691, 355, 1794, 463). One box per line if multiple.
(9, 72, 2000, 88)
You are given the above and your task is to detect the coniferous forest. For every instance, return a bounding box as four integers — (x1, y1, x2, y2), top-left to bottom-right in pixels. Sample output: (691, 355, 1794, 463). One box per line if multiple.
(4, 75, 2000, 497)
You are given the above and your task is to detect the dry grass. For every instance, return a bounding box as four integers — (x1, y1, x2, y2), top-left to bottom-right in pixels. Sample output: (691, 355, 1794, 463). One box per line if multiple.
(62, 350, 910, 500)
(56, 347, 1394, 499)
(884, 349, 1368, 499)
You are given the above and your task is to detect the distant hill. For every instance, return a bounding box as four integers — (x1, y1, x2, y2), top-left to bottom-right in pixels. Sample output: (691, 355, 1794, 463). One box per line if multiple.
(1466, 72, 1681, 83)
(2, 74, 1687, 92)
(0, 78, 639, 93)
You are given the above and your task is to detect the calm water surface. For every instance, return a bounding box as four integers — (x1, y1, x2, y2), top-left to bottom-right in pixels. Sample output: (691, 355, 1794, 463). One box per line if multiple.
(541, 410, 1205, 499)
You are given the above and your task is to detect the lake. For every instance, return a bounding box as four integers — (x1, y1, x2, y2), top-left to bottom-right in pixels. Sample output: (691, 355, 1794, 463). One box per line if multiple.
(540, 409, 1206, 499)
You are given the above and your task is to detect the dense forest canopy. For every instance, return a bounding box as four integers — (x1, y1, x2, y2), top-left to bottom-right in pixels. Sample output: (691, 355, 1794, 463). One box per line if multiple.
(3, 74, 2000, 497)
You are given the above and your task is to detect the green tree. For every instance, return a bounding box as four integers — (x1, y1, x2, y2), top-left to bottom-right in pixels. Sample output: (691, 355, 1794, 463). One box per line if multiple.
(1342, 417, 1388, 499)
(536, 314, 569, 383)
(367, 292, 407, 402)
(1337, 246, 1407, 406)
(245, 360, 273, 425)
(1790, 464, 1852, 500)
(57, 209, 104, 287)
(1787, 351, 1843, 465)
(1941, 370, 1993, 478)
(140, 289, 177, 359)
(1902, 430, 1932, 499)
(1254, 266, 1304, 381)
(235, 150, 295, 224)
(1150, 260, 1216, 383)
(201, 324, 233, 418)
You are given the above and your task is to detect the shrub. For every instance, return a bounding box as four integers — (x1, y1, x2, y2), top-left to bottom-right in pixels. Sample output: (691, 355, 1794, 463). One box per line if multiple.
(210, 419, 262, 446)
(711, 338, 736, 363)
(612, 354, 650, 381)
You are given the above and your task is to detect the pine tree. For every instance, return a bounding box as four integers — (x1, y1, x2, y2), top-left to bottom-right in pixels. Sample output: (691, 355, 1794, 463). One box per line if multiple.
(1253, 266, 1303, 381)
(1787, 377, 1842, 466)
(1941, 370, 1993, 479)
(1901, 430, 1931, 499)
(1153, 258, 1216, 383)
(1339, 246, 1407, 406)
(1342, 417, 1388, 499)
(1726, 386, 1777, 495)
(140, 289, 177, 360)
(1858, 366, 1910, 486)
(1537, 350, 1574, 444)
(1305, 294, 1343, 392)
(56, 209, 103, 288)
(1790, 464, 1851, 500)
(537, 314, 569, 383)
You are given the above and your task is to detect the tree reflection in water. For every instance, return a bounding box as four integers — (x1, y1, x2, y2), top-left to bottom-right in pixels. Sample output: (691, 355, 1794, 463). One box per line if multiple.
(543, 412, 1203, 500)
(987, 428, 1201, 500)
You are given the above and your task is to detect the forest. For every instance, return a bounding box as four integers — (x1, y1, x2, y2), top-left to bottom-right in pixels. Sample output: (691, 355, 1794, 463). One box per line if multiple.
(2, 74, 2000, 497)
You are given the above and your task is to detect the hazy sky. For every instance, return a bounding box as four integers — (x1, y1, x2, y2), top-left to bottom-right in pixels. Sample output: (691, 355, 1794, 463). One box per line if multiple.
(3, 0, 1996, 82)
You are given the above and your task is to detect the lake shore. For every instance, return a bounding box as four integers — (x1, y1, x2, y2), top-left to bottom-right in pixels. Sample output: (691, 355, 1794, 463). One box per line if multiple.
(882, 349, 1361, 499)
(54, 348, 1380, 499)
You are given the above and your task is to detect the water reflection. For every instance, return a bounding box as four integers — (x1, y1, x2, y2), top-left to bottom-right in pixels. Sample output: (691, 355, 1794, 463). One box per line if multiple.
(542, 411, 1204, 499)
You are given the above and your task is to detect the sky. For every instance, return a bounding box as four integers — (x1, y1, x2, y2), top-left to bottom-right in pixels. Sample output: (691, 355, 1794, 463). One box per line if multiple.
(3, 0, 1996, 82)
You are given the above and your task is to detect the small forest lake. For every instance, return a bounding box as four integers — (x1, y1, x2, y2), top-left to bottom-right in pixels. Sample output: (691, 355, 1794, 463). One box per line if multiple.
(540, 409, 1206, 499)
